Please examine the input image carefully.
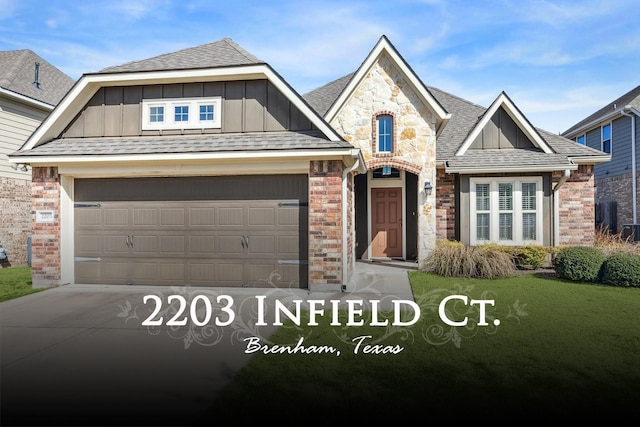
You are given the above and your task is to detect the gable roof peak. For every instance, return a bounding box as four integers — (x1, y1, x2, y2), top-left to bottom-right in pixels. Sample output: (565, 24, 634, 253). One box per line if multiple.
(96, 38, 264, 75)
(455, 91, 553, 156)
(323, 35, 450, 130)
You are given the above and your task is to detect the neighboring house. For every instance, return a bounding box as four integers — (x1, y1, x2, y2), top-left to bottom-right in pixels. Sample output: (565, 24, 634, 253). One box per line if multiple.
(0, 49, 74, 266)
(562, 85, 640, 237)
(10, 36, 609, 290)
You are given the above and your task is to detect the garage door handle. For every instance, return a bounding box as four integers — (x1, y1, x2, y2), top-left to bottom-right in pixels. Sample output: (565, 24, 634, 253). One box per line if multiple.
(126, 235, 134, 248)
(241, 236, 246, 248)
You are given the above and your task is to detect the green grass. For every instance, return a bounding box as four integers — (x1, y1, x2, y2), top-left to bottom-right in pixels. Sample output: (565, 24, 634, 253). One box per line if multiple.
(203, 272, 640, 426)
(0, 267, 43, 302)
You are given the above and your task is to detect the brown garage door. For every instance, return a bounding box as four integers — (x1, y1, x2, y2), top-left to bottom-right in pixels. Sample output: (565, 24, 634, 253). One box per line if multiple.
(74, 176, 308, 288)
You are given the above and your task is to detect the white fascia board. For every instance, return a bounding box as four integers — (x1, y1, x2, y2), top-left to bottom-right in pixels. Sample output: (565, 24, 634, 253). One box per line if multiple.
(9, 148, 359, 165)
(455, 92, 553, 156)
(0, 87, 54, 111)
(324, 37, 450, 124)
(445, 163, 578, 174)
(568, 155, 611, 164)
(21, 64, 342, 151)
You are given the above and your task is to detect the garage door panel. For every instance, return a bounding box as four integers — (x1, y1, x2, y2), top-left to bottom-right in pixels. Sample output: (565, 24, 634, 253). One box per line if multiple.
(103, 235, 130, 254)
(248, 207, 275, 226)
(133, 208, 157, 226)
(160, 235, 186, 254)
(105, 209, 129, 226)
(217, 235, 244, 255)
(131, 235, 158, 254)
(218, 207, 244, 226)
(160, 208, 185, 226)
(189, 208, 216, 226)
(103, 261, 129, 280)
(76, 209, 102, 227)
(188, 235, 216, 254)
(217, 262, 244, 284)
(76, 235, 103, 254)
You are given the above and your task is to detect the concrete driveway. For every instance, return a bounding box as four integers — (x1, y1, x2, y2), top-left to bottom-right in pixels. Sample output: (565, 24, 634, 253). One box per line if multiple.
(0, 261, 415, 426)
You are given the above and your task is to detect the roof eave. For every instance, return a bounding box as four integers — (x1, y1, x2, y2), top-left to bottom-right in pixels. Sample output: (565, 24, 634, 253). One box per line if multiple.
(0, 87, 54, 110)
(568, 155, 612, 165)
(444, 163, 578, 174)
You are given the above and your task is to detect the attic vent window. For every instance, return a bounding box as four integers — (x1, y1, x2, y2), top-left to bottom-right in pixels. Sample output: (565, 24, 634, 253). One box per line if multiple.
(142, 97, 221, 130)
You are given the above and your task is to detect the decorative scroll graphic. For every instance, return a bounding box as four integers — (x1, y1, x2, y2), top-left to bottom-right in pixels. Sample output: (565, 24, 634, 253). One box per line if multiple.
(117, 268, 528, 350)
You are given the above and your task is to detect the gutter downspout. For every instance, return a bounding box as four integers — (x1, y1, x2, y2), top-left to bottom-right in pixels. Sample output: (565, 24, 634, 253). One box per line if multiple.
(621, 107, 637, 224)
(342, 153, 361, 290)
(553, 169, 571, 246)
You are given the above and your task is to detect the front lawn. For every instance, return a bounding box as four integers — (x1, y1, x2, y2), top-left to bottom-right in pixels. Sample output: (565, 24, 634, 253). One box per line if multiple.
(0, 267, 42, 302)
(203, 272, 640, 426)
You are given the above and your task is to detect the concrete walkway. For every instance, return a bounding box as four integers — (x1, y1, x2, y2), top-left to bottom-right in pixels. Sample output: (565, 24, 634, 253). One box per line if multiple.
(0, 261, 416, 426)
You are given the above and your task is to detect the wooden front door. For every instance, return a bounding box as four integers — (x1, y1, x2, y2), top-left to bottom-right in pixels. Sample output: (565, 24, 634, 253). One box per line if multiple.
(371, 187, 403, 258)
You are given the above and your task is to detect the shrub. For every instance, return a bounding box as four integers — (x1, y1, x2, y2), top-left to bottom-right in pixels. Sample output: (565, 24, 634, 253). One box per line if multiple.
(423, 241, 515, 279)
(552, 246, 605, 282)
(516, 245, 549, 270)
(601, 253, 640, 287)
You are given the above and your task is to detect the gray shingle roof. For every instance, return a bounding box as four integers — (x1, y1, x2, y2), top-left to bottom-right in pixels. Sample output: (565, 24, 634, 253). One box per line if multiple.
(97, 38, 264, 74)
(303, 73, 354, 117)
(446, 149, 572, 169)
(11, 131, 352, 158)
(562, 84, 640, 135)
(0, 49, 75, 106)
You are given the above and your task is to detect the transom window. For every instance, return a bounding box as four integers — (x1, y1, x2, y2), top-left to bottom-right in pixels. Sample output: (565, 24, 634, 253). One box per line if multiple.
(142, 97, 222, 130)
(377, 114, 393, 153)
(149, 106, 164, 123)
(372, 167, 401, 179)
(200, 104, 214, 121)
(601, 123, 611, 154)
(174, 105, 189, 122)
(470, 177, 543, 245)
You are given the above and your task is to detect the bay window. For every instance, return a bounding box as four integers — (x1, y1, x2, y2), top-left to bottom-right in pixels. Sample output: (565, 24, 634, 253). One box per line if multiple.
(470, 177, 543, 245)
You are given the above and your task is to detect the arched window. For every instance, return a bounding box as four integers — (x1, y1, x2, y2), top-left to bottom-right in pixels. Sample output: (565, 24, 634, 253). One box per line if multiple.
(376, 114, 393, 153)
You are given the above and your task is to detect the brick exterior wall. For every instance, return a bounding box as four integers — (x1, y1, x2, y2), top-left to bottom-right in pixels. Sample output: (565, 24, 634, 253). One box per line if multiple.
(435, 168, 456, 241)
(555, 165, 596, 246)
(308, 160, 343, 291)
(0, 177, 32, 266)
(31, 167, 61, 287)
(595, 172, 640, 234)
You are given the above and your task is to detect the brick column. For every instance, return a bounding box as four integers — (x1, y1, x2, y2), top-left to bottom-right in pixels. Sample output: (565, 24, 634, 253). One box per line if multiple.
(0, 177, 32, 266)
(435, 168, 456, 241)
(308, 160, 343, 292)
(31, 167, 61, 288)
(556, 165, 595, 246)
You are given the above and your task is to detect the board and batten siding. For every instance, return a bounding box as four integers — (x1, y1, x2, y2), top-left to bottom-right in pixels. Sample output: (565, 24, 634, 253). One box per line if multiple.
(469, 106, 536, 150)
(0, 96, 49, 180)
(61, 80, 315, 138)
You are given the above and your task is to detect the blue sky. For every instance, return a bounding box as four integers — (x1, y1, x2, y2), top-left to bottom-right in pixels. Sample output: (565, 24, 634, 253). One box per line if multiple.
(1, 0, 638, 134)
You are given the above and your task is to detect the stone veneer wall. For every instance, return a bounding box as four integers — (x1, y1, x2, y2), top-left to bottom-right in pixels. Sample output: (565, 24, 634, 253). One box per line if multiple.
(31, 167, 61, 287)
(435, 168, 456, 241)
(0, 177, 32, 266)
(330, 54, 438, 262)
(595, 172, 640, 233)
(308, 160, 344, 291)
(555, 165, 595, 246)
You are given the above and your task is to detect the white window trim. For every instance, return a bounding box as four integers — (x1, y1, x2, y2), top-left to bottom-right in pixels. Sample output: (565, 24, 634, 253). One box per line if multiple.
(376, 115, 393, 153)
(142, 97, 222, 130)
(470, 177, 543, 246)
(601, 122, 612, 155)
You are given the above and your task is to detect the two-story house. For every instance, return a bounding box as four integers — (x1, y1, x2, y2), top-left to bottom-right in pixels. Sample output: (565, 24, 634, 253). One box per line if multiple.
(562, 85, 640, 238)
(0, 50, 74, 266)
